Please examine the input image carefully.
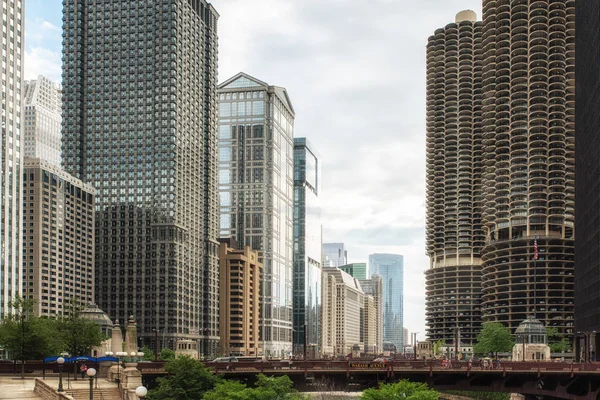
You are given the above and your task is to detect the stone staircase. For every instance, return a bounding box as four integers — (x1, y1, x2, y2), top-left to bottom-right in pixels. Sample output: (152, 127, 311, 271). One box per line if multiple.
(66, 388, 121, 400)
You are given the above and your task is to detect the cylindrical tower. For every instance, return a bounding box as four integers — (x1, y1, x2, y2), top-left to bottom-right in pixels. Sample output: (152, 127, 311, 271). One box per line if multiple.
(480, 0, 575, 337)
(425, 11, 484, 345)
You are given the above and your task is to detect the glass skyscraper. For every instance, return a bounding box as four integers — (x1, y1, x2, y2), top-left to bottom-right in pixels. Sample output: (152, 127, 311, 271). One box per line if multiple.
(292, 138, 321, 356)
(61, 0, 220, 356)
(369, 253, 404, 349)
(322, 243, 347, 268)
(218, 72, 295, 357)
(0, 0, 23, 319)
(339, 263, 367, 280)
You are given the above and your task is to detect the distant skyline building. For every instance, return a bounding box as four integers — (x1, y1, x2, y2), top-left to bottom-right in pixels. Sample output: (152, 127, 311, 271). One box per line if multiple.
(23, 75, 62, 166)
(22, 158, 95, 317)
(0, 0, 24, 319)
(369, 254, 404, 348)
(218, 239, 263, 357)
(425, 10, 484, 346)
(479, 0, 575, 337)
(575, 0, 600, 343)
(218, 72, 295, 357)
(339, 263, 367, 280)
(61, 0, 221, 356)
(360, 274, 383, 353)
(322, 267, 364, 356)
(322, 243, 348, 268)
(292, 138, 322, 355)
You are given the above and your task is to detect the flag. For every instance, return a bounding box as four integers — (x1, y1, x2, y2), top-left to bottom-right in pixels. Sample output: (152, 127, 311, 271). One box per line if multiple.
(533, 239, 538, 261)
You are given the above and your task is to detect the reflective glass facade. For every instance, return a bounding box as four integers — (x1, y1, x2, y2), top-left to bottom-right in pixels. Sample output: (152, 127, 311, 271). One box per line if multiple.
(0, 0, 23, 319)
(218, 73, 295, 357)
(322, 243, 347, 268)
(369, 254, 404, 348)
(575, 0, 600, 333)
(292, 138, 322, 355)
(61, 0, 220, 356)
(339, 263, 367, 280)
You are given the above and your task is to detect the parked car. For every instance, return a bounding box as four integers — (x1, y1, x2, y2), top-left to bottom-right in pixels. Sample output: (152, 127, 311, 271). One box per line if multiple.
(212, 357, 239, 363)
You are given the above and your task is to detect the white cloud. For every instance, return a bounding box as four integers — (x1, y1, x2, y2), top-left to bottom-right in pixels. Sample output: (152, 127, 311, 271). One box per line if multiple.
(24, 47, 61, 82)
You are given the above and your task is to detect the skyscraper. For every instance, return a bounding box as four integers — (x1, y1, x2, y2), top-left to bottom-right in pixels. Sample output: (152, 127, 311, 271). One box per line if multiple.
(322, 243, 347, 268)
(480, 0, 575, 337)
(293, 138, 322, 356)
(574, 0, 600, 338)
(360, 274, 383, 353)
(0, 0, 24, 319)
(339, 263, 367, 280)
(23, 76, 62, 166)
(425, 10, 484, 346)
(61, 0, 220, 356)
(218, 72, 295, 357)
(22, 158, 95, 317)
(369, 254, 404, 349)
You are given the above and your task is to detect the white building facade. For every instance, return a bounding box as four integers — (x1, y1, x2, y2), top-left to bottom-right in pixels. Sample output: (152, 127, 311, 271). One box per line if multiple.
(23, 76, 62, 166)
(322, 267, 364, 356)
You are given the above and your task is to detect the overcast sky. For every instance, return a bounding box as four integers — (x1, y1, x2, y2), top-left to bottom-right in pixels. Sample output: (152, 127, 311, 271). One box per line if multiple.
(26, 0, 483, 341)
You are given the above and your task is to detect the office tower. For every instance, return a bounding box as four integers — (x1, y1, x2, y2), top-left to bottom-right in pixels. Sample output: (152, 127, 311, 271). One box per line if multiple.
(369, 254, 404, 348)
(22, 158, 95, 316)
(480, 0, 575, 337)
(292, 138, 322, 356)
(0, 0, 23, 319)
(339, 263, 367, 280)
(218, 72, 295, 357)
(218, 239, 262, 357)
(575, 0, 600, 341)
(360, 274, 383, 353)
(424, 10, 484, 346)
(23, 76, 62, 166)
(321, 267, 364, 356)
(362, 295, 377, 354)
(61, 0, 220, 356)
(322, 243, 347, 268)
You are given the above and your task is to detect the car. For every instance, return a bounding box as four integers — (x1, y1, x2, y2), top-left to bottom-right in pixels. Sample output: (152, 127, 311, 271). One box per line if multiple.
(372, 358, 387, 363)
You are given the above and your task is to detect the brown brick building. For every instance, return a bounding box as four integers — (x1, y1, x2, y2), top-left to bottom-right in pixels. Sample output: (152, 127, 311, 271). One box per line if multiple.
(218, 239, 262, 356)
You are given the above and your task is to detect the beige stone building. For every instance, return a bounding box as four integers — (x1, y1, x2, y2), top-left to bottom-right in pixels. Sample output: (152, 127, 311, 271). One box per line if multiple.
(322, 267, 364, 357)
(360, 275, 383, 353)
(218, 239, 262, 357)
(22, 158, 95, 316)
(363, 295, 377, 354)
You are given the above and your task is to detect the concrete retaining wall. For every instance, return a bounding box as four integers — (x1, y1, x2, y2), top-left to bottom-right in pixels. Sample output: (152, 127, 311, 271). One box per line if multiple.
(34, 378, 75, 400)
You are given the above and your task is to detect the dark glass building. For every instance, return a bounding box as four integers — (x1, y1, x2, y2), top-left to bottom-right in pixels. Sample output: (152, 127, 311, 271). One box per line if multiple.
(61, 0, 220, 356)
(575, 0, 600, 349)
(292, 138, 322, 356)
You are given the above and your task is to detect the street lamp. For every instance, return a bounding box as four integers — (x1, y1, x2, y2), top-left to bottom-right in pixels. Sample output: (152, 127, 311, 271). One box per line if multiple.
(57, 357, 65, 392)
(135, 385, 148, 400)
(86, 368, 97, 400)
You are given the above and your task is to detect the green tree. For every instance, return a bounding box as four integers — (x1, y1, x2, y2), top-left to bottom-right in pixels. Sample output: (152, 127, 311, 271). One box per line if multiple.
(57, 301, 105, 357)
(203, 375, 306, 400)
(474, 322, 514, 358)
(0, 296, 62, 378)
(140, 346, 155, 361)
(433, 340, 444, 356)
(546, 327, 571, 353)
(160, 348, 176, 361)
(146, 356, 220, 400)
(362, 380, 440, 400)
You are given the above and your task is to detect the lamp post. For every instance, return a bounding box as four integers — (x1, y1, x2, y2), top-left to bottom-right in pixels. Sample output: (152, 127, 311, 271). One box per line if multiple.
(57, 357, 65, 392)
(86, 368, 97, 400)
(135, 385, 148, 400)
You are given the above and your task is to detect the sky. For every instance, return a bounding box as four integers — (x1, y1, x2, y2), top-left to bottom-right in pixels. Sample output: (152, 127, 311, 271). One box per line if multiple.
(25, 0, 483, 341)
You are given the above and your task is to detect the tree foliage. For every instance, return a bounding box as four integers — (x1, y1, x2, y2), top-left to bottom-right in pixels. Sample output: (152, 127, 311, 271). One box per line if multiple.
(146, 356, 220, 400)
(57, 301, 105, 357)
(140, 346, 155, 361)
(433, 340, 444, 356)
(362, 380, 440, 400)
(160, 348, 176, 361)
(474, 322, 514, 356)
(546, 327, 571, 353)
(204, 375, 306, 400)
(0, 297, 63, 377)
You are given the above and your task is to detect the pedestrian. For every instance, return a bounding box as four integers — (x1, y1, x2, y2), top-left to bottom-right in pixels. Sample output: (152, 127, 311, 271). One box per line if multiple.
(80, 363, 88, 379)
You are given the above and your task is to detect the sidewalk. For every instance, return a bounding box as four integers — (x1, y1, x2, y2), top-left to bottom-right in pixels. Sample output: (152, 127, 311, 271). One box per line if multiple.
(0, 377, 41, 400)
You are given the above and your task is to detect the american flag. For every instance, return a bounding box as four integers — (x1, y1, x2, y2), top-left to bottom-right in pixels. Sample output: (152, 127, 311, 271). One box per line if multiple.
(533, 239, 538, 261)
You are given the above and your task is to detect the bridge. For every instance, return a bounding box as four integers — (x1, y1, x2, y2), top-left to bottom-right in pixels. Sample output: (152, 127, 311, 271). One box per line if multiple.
(137, 360, 600, 400)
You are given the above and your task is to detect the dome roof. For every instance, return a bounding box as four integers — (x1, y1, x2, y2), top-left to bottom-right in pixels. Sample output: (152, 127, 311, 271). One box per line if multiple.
(515, 315, 546, 336)
(80, 303, 113, 330)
